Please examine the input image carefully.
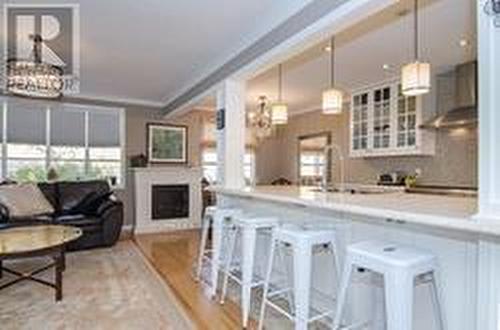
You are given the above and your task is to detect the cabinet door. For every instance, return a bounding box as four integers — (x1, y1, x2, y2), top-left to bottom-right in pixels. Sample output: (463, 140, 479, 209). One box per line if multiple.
(350, 92, 369, 154)
(396, 84, 418, 149)
(372, 86, 392, 150)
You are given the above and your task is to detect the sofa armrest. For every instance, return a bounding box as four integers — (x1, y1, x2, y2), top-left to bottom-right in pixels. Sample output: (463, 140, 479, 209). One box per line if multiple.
(97, 198, 124, 246)
(0, 202, 10, 223)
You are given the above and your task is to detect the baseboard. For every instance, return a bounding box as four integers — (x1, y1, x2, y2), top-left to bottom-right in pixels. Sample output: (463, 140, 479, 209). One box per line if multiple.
(120, 224, 134, 240)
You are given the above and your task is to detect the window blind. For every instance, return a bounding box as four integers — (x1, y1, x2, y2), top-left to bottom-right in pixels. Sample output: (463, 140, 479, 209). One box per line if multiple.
(88, 110, 120, 147)
(6, 99, 47, 145)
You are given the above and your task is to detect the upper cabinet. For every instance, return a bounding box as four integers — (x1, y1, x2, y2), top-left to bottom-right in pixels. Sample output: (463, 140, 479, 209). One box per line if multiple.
(349, 80, 435, 158)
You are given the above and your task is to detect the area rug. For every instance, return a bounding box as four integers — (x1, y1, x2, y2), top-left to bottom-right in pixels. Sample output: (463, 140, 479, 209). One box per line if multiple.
(0, 241, 194, 330)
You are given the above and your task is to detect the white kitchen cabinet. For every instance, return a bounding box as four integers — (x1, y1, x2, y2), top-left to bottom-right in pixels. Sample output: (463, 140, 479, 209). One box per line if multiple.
(350, 79, 435, 157)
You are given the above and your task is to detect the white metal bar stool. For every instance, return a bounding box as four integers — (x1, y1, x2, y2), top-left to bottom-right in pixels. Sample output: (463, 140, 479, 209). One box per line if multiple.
(258, 224, 341, 330)
(333, 240, 446, 330)
(219, 215, 280, 329)
(195, 206, 242, 298)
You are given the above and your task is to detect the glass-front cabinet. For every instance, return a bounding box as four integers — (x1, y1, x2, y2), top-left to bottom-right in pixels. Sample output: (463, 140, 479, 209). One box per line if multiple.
(350, 80, 434, 157)
(351, 92, 369, 153)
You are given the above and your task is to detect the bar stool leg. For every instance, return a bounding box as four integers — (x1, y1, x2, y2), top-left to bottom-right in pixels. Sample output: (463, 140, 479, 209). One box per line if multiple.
(429, 270, 446, 330)
(275, 242, 294, 314)
(293, 242, 312, 330)
(241, 226, 257, 329)
(329, 239, 341, 288)
(258, 237, 277, 330)
(196, 215, 211, 281)
(220, 226, 238, 304)
(210, 215, 224, 298)
(384, 272, 414, 330)
(333, 257, 354, 330)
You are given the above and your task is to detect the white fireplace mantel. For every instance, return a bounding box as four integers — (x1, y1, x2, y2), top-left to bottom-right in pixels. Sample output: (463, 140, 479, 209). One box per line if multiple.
(130, 166, 202, 234)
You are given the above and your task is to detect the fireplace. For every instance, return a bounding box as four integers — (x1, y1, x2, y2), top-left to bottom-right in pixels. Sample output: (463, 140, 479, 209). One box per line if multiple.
(132, 167, 202, 234)
(151, 184, 189, 220)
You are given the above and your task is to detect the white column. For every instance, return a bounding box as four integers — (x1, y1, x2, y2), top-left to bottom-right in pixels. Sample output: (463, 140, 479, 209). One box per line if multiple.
(216, 79, 246, 188)
(476, 3, 500, 330)
(477, 0, 500, 220)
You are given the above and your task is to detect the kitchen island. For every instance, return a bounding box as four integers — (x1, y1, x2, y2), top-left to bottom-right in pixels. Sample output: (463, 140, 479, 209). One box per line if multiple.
(211, 185, 498, 330)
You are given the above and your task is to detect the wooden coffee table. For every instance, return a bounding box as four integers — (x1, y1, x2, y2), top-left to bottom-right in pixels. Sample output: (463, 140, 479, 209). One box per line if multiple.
(0, 225, 82, 301)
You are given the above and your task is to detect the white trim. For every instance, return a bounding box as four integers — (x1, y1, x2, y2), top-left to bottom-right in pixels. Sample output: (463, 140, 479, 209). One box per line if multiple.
(163, 85, 218, 119)
(1, 102, 7, 177)
(73, 93, 164, 108)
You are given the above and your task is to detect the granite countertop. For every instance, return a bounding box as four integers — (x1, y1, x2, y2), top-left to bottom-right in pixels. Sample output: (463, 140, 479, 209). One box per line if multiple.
(211, 185, 500, 237)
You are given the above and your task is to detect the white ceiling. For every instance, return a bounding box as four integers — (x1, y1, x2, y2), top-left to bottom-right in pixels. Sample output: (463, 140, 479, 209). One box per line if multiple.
(0, 0, 313, 106)
(241, 0, 476, 114)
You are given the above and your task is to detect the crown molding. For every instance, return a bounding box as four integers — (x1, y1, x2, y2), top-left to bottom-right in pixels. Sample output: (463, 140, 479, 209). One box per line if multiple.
(67, 93, 165, 108)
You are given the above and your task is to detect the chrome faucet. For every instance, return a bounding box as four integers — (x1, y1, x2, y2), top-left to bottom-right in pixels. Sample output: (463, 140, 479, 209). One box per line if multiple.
(322, 143, 345, 192)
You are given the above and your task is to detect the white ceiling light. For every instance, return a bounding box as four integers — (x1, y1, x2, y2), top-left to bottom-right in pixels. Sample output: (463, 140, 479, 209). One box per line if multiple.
(322, 36, 343, 115)
(459, 38, 469, 47)
(401, 0, 431, 96)
(271, 64, 288, 125)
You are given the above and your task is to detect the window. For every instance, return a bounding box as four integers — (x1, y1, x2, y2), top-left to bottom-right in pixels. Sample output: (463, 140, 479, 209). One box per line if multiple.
(0, 97, 124, 187)
(201, 149, 218, 183)
(299, 151, 325, 185)
(201, 148, 255, 185)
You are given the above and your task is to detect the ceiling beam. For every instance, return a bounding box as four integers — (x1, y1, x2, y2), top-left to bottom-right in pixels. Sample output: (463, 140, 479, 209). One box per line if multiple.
(162, 0, 396, 116)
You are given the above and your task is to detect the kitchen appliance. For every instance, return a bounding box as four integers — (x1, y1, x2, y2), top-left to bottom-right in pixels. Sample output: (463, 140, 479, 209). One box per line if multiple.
(420, 61, 477, 129)
(377, 172, 407, 186)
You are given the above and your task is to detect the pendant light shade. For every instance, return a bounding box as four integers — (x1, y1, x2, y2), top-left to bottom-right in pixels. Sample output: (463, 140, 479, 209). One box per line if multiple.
(322, 88, 343, 114)
(401, 61, 431, 96)
(271, 102, 288, 125)
(272, 64, 288, 125)
(401, 0, 431, 96)
(322, 36, 343, 114)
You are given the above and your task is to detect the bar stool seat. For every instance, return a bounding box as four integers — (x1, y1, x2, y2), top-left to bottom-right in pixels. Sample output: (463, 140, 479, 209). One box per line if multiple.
(334, 240, 446, 330)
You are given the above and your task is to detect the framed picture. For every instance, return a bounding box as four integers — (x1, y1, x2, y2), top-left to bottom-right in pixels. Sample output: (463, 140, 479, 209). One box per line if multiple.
(147, 123, 188, 164)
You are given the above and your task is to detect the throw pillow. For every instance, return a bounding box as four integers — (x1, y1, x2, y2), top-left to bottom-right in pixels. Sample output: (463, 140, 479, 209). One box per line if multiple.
(0, 184, 55, 218)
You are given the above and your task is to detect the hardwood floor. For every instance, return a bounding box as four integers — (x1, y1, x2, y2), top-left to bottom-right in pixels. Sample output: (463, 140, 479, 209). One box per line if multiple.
(134, 230, 257, 330)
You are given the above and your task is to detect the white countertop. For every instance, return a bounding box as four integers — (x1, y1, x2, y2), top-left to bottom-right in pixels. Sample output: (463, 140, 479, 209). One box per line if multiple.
(211, 185, 500, 237)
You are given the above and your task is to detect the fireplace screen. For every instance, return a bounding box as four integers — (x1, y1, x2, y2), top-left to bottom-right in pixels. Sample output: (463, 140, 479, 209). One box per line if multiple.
(151, 184, 189, 220)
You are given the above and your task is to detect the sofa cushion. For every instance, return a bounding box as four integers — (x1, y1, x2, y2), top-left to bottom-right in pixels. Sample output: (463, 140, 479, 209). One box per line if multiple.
(37, 182, 59, 211)
(57, 180, 110, 214)
(54, 214, 102, 230)
(0, 184, 55, 218)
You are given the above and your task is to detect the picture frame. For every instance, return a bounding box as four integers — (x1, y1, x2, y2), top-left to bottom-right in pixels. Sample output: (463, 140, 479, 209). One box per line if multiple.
(147, 123, 188, 164)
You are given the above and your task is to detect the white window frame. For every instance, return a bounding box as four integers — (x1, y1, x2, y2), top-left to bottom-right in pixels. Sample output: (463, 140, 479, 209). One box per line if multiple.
(0, 98, 126, 188)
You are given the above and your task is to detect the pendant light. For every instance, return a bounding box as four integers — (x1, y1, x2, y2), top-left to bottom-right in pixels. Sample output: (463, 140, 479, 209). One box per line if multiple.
(401, 0, 431, 96)
(322, 36, 343, 114)
(271, 64, 288, 125)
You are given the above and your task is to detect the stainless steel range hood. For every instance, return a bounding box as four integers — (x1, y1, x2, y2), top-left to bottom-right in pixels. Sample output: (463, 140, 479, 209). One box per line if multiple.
(421, 61, 477, 129)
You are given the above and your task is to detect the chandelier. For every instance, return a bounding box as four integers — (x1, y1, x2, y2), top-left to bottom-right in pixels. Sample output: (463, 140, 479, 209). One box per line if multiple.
(248, 96, 273, 140)
(6, 34, 64, 99)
